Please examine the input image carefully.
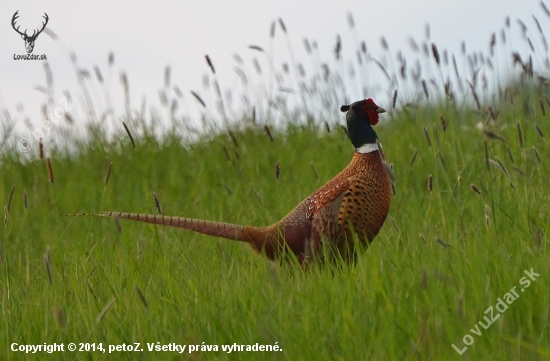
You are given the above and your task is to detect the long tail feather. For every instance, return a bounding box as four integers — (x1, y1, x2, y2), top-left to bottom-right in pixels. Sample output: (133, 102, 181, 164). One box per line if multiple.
(96, 212, 249, 242)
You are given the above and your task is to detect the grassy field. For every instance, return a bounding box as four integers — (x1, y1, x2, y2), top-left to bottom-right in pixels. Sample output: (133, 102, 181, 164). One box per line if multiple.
(1, 82, 550, 360)
(2, 9, 550, 360)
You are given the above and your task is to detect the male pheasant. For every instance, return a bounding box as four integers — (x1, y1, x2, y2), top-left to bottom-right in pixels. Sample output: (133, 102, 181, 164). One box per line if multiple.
(94, 99, 391, 263)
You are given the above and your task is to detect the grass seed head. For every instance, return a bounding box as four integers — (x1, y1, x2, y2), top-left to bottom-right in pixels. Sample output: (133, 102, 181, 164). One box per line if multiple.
(470, 184, 482, 195)
(46, 158, 54, 183)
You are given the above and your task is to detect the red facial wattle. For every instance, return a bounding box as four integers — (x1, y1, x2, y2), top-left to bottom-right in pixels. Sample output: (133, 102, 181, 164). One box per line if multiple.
(360, 98, 382, 126)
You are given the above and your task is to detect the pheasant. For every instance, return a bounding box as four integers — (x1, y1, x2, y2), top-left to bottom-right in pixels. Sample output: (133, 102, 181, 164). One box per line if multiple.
(89, 99, 391, 263)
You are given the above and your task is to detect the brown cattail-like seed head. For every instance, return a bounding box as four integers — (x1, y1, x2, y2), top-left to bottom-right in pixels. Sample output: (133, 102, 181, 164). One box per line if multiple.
(153, 192, 162, 214)
(410, 150, 419, 167)
(264, 125, 274, 141)
(427, 174, 433, 192)
(540, 100, 546, 116)
(7, 185, 15, 213)
(533, 146, 541, 163)
(39, 138, 44, 159)
(274, 161, 280, 181)
(190, 91, 206, 107)
(46, 158, 54, 183)
(536, 124, 545, 139)
(205, 55, 216, 74)
(228, 130, 239, 148)
(23, 190, 28, 210)
(104, 163, 112, 189)
(278, 18, 287, 33)
(431, 43, 440, 65)
(122, 122, 135, 149)
(422, 80, 429, 99)
(470, 184, 481, 195)
(483, 130, 506, 142)
(516, 123, 524, 148)
(440, 115, 447, 132)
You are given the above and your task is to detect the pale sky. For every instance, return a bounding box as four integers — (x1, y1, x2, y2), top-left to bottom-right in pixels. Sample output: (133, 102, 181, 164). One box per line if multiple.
(0, 0, 546, 138)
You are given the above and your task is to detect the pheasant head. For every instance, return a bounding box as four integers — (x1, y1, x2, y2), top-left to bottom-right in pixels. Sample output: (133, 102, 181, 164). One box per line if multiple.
(341, 98, 386, 149)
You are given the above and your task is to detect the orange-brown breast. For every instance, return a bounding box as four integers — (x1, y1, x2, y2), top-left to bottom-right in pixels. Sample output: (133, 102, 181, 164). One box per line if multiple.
(336, 151, 392, 253)
(244, 150, 391, 261)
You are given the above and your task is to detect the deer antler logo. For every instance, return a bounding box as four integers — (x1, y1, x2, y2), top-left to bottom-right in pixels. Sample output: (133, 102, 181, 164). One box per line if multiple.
(12, 11, 49, 54)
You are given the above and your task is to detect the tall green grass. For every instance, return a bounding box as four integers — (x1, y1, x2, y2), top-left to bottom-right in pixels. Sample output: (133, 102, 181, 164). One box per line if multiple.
(2, 6, 550, 361)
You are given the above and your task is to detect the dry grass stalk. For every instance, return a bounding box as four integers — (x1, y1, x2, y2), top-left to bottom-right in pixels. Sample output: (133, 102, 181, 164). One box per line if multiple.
(390, 215, 399, 232)
(3, 206, 7, 228)
(540, 100, 546, 116)
(104, 163, 112, 189)
(427, 174, 433, 192)
(46, 158, 54, 183)
(309, 162, 319, 180)
(45, 246, 52, 285)
(264, 125, 274, 141)
(485, 205, 490, 227)
(392, 90, 398, 109)
(135, 286, 148, 309)
(97, 297, 116, 323)
(122, 122, 136, 149)
(457, 171, 462, 185)
(324, 121, 330, 133)
(423, 126, 432, 147)
(153, 192, 162, 214)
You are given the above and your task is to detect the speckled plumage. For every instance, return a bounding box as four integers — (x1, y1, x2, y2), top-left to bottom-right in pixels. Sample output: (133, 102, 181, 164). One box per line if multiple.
(93, 99, 392, 264)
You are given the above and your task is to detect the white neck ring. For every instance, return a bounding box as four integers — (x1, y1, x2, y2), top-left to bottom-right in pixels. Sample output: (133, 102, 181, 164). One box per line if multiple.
(356, 143, 379, 154)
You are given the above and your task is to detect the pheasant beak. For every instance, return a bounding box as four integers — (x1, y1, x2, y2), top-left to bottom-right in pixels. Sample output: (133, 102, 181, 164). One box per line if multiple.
(376, 107, 386, 114)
